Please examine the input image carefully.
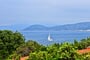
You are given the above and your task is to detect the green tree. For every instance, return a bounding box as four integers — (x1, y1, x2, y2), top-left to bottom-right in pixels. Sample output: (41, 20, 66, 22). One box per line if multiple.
(0, 30, 25, 59)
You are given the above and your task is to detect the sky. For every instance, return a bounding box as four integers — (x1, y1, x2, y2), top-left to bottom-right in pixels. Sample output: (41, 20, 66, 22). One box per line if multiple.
(0, 0, 90, 26)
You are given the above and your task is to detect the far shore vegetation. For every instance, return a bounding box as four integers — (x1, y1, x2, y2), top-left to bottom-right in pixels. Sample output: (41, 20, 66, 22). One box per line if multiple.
(0, 30, 90, 60)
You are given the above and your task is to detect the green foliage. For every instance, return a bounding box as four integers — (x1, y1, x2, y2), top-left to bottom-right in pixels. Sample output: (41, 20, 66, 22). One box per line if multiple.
(83, 53, 90, 60)
(0, 30, 25, 59)
(26, 40, 46, 52)
(16, 44, 31, 57)
(58, 42, 77, 60)
(28, 42, 80, 60)
(7, 52, 21, 60)
(73, 37, 90, 49)
(11, 40, 46, 59)
(26, 40, 41, 51)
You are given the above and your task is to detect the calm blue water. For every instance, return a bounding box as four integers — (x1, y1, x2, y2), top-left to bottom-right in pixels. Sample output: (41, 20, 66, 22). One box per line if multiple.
(20, 30, 90, 45)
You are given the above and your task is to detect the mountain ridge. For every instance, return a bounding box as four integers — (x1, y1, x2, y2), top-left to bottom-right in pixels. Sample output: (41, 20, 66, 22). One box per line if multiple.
(23, 22, 90, 31)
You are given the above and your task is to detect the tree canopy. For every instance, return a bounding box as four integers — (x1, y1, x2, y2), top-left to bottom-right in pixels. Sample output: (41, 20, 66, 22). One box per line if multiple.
(0, 30, 25, 59)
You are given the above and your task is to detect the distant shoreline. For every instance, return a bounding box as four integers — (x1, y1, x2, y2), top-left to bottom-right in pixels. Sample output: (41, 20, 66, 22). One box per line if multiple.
(21, 30, 90, 32)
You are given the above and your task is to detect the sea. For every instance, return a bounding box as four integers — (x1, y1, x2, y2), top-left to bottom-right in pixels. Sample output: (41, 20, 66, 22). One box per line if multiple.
(20, 30, 90, 45)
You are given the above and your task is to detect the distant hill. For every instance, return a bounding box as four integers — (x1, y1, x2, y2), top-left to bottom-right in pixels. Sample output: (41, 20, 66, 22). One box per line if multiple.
(23, 25, 48, 31)
(23, 22, 90, 31)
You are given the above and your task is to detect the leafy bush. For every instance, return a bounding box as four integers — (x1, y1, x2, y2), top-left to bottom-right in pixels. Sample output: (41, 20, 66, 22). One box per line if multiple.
(28, 42, 81, 60)
(0, 30, 25, 59)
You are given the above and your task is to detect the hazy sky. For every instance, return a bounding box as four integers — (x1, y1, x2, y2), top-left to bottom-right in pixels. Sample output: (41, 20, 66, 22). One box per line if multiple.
(0, 0, 90, 25)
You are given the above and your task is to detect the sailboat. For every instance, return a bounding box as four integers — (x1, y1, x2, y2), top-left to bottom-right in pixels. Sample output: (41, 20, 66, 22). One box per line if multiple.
(48, 34, 53, 41)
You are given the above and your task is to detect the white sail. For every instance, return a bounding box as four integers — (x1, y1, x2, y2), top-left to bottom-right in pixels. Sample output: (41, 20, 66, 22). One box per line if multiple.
(48, 34, 53, 41)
